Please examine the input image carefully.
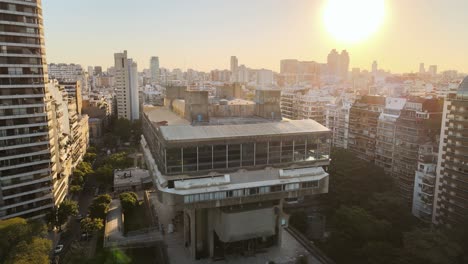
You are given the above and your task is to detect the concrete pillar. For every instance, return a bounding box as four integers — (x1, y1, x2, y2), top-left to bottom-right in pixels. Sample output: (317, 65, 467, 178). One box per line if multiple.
(186, 209, 197, 260)
(207, 208, 215, 258)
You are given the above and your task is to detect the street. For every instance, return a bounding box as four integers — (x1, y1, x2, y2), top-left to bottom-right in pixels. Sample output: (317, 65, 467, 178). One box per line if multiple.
(50, 175, 98, 259)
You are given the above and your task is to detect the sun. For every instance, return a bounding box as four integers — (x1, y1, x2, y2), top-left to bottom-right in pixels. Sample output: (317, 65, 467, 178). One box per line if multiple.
(323, 0, 385, 43)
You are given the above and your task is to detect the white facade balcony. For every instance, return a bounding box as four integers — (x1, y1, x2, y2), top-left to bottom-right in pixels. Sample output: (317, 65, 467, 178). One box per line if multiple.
(0, 8, 42, 18)
(0, 122, 48, 130)
(1, 193, 53, 210)
(3, 185, 52, 200)
(0, 159, 50, 171)
(0, 203, 54, 220)
(0, 132, 48, 142)
(0, 103, 44, 110)
(0, 149, 49, 161)
(0, 41, 43, 48)
(1, 176, 52, 190)
(0, 112, 46, 120)
(0, 94, 44, 100)
(0, 168, 49, 181)
(0, 73, 45, 78)
(0, 53, 44, 58)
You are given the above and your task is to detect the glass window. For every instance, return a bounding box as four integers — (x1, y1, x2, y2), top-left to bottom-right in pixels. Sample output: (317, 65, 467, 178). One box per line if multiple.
(281, 139, 294, 162)
(213, 144, 227, 169)
(269, 140, 281, 164)
(198, 145, 212, 170)
(306, 136, 318, 161)
(255, 142, 268, 165)
(228, 144, 241, 168)
(166, 148, 182, 173)
(241, 143, 255, 166)
(183, 147, 197, 172)
(294, 139, 306, 161)
(301, 181, 319, 189)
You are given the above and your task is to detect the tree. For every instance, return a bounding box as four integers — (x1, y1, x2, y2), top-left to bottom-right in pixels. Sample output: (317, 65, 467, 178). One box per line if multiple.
(289, 211, 308, 233)
(323, 148, 394, 213)
(76, 161, 94, 175)
(113, 118, 132, 142)
(70, 185, 82, 194)
(56, 199, 79, 229)
(84, 152, 97, 163)
(95, 164, 114, 185)
(5, 237, 51, 264)
(400, 228, 463, 264)
(325, 206, 392, 263)
(87, 146, 97, 154)
(89, 194, 112, 219)
(80, 217, 104, 235)
(0, 218, 50, 264)
(366, 192, 416, 235)
(119, 192, 138, 213)
(107, 152, 133, 169)
(95, 194, 112, 205)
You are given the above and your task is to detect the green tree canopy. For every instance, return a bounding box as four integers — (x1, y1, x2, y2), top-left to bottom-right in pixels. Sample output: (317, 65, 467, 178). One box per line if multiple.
(5, 237, 51, 264)
(89, 195, 112, 219)
(119, 192, 138, 212)
(0, 218, 50, 264)
(84, 152, 97, 163)
(57, 199, 79, 229)
(401, 228, 463, 264)
(80, 217, 104, 234)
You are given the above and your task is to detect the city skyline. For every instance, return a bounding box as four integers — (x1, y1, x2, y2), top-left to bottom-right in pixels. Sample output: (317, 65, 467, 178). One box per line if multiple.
(43, 0, 468, 73)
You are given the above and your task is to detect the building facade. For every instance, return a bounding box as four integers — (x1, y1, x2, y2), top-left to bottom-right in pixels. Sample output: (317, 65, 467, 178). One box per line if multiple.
(434, 77, 468, 227)
(347, 96, 385, 162)
(0, 0, 60, 219)
(142, 88, 331, 260)
(114, 51, 139, 121)
(392, 98, 442, 204)
(150, 56, 159, 84)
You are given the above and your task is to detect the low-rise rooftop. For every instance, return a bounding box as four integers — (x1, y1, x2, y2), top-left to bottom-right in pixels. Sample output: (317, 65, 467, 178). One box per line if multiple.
(160, 119, 329, 143)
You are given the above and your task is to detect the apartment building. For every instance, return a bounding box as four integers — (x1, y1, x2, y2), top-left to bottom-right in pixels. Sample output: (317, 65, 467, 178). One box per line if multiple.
(412, 143, 438, 223)
(325, 92, 355, 149)
(0, 0, 58, 219)
(348, 95, 386, 162)
(114, 51, 139, 121)
(374, 98, 406, 174)
(280, 87, 335, 125)
(434, 76, 468, 227)
(392, 98, 442, 204)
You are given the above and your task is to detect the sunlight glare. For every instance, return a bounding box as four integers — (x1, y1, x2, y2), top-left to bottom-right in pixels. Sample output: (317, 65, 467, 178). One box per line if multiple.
(323, 0, 385, 43)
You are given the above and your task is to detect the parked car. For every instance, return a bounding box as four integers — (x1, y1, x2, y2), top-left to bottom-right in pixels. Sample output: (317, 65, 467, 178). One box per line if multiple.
(76, 214, 83, 221)
(54, 244, 64, 254)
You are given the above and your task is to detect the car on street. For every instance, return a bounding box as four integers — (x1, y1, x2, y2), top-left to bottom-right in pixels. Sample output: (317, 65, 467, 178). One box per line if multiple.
(54, 244, 64, 254)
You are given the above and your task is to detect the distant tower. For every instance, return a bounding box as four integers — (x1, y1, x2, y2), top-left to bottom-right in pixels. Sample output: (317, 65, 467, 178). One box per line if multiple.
(115, 51, 139, 121)
(428, 65, 438, 77)
(372, 61, 378, 74)
(327, 49, 339, 77)
(230, 56, 238, 82)
(419, 63, 425, 74)
(339, 50, 349, 81)
(150, 56, 160, 83)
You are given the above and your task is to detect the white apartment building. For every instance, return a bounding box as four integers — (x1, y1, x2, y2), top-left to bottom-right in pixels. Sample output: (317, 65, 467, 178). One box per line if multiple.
(114, 51, 139, 121)
(325, 93, 356, 149)
(374, 98, 406, 174)
(281, 87, 335, 125)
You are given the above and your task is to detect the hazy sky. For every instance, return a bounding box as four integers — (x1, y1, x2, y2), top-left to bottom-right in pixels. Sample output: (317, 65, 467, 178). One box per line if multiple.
(43, 0, 468, 73)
